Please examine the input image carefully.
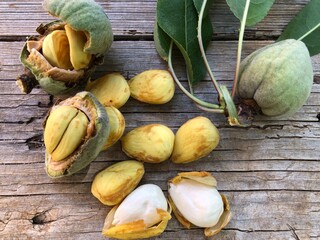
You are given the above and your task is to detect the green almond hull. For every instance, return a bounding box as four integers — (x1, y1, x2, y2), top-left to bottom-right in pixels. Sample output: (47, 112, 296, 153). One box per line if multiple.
(45, 91, 109, 178)
(20, 34, 96, 96)
(19, 0, 113, 96)
(43, 0, 113, 55)
(238, 39, 313, 117)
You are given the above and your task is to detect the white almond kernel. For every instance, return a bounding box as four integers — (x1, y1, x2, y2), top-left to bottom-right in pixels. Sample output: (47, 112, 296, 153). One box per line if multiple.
(169, 179, 223, 227)
(113, 184, 167, 227)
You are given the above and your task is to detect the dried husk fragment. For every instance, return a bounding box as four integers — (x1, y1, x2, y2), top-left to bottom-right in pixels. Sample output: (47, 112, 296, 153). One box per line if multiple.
(168, 172, 231, 237)
(43, 91, 109, 178)
(91, 160, 144, 206)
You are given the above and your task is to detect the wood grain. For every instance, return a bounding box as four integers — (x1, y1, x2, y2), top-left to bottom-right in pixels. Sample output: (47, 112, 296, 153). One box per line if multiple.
(0, 0, 320, 239)
(0, 0, 312, 39)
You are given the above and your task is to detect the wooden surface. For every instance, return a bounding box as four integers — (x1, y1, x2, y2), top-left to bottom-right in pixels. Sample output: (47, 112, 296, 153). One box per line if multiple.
(1, 0, 320, 239)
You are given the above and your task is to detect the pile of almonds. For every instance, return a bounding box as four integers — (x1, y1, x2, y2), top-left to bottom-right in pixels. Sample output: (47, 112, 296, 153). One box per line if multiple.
(85, 70, 231, 238)
(26, 35, 232, 239)
(17, 0, 232, 238)
(23, 20, 231, 240)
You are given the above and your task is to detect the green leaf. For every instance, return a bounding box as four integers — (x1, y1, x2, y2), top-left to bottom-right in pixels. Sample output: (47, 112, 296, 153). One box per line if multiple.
(226, 0, 275, 26)
(154, 21, 171, 61)
(156, 0, 213, 85)
(278, 0, 320, 56)
(193, 0, 213, 16)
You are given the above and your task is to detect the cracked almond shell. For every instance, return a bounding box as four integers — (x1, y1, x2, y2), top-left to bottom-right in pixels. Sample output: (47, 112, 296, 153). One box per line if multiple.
(43, 91, 109, 178)
(102, 184, 172, 239)
(168, 172, 231, 237)
(17, 0, 113, 96)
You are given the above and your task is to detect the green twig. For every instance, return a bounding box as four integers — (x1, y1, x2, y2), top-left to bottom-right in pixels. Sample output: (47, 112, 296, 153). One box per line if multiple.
(298, 22, 320, 41)
(231, 0, 251, 98)
(196, 104, 225, 113)
(197, 0, 223, 101)
(220, 85, 242, 126)
(168, 41, 224, 113)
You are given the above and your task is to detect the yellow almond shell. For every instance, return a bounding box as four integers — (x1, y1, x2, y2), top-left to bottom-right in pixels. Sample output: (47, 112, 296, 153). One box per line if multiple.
(102, 202, 171, 239)
(44, 105, 78, 154)
(43, 0, 113, 55)
(102, 106, 125, 150)
(18, 0, 113, 96)
(91, 160, 144, 206)
(204, 195, 232, 237)
(170, 171, 217, 187)
(43, 91, 109, 178)
(121, 124, 175, 163)
(50, 110, 89, 161)
(42, 30, 73, 70)
(86, 73, 130, 109)
(65, 24, 92, 70)
(128, 69, 175, 104)
(44, 105, 89, 162)
(171, 116, 220, 164)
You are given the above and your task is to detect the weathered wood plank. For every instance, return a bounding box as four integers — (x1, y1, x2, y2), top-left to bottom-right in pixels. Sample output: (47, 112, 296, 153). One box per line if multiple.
(0, 95, 319, 125)
(1, 40, 319, 124)
(0, 230, 316, 240)
(2, 40, 320, 80)
(0, 86, 319, 109)
(1, 0, 320, 239)
(0, 191, 319, 239)
(1, 135, 320, 165)
(2, 161, 320, 192)
(1, 109, 320, 141)
(0, 0, 312, 39)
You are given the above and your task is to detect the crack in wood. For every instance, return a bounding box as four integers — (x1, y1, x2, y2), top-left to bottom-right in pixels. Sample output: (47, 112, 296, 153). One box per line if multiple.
(0, 215, 11, 232)
(25, 134, 43, 150)
(287, 224, 301, 240)
(3, 189, 320, 199)
(0, 36, 27, 42)
(265, 135, 303, 140)
(25, 117, 37, 125)
(222, 189, 320, 193)
(292, 124, 312, 129)
(225, 227, 297, 233)
(252, 124, 285, 130)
